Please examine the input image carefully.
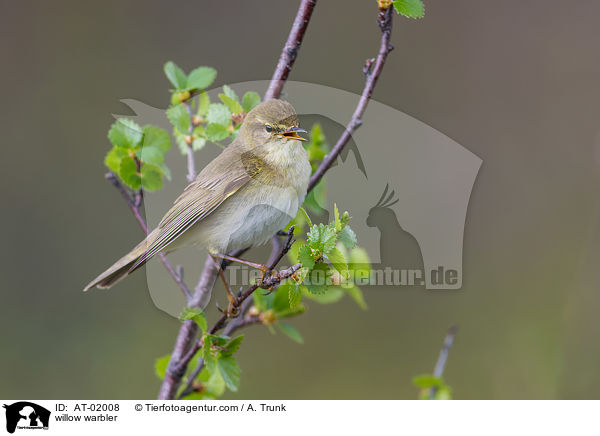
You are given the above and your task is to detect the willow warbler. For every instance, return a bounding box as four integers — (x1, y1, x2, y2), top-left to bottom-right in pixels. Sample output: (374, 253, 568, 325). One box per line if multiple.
(84, 99, 311, 293)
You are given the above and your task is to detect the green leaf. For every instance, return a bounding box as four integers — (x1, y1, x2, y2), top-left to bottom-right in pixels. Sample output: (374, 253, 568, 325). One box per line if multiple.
(412, 374, 443, 389)
(241, 91, 261, 112)
(118, 156, 141, 190)
(202, 335, 214, 362)
(167, 103, 190, 133)
(345, 284, 367, 310)
(164, 61, 187, 90)
(434, 386, 452, 400)
(327, 246, 349, 279)
(206, 103, 231, 126)
(138, 146, 164, 166)
(348, 247, 371, 281)
(288, 282, 302, 308)
(298, 206, 313, 228)
(186, 66, 217, 91)
(338, 225, 357, 249)
(154, 354, 170, 380)
(273, 285, 292, 313)
(159, 163, 171, 180)
(334, 203, 342, 231)
(298, 244, 316, 270)
(303, 286, 344, 304)
(303, 179, 326, 213)
(205, 123, 231, 142)
(310, 123, 326, 147)
(108, 118, 143, 149)
(223, 336, 244, 355)
(222, 85, 239, 102)
(276, 302, 306, 319)
(179, 307, 208, 333)
(252, 290, 269, 311)
(143, 125, 171, 152)
(205, 368, 226, 397)
(141, 163, 163, 192)
(278, 323, 303, 344)
(193, 137, 207, 151)
(174, 131, 188, 155)
(217, 356, 241, 391)
(307, 223, 337, 254)
(219, 93, 244, 115)
(392, 0, 425, 18)
(104, 147, 129, 173)
(304, 262, 330, 294)
(197, 91, 210, 116)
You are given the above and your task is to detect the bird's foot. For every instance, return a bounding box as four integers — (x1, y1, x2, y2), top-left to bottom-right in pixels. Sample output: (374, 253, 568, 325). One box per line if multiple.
(216, 300, 241, 318)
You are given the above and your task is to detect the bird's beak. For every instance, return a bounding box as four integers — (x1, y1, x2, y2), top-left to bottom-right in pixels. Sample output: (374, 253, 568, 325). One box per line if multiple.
(280, 127, 308, 142)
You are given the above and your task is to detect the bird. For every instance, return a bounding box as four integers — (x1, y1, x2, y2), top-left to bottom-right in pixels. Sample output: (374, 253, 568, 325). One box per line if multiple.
(84, 99, 312, 314)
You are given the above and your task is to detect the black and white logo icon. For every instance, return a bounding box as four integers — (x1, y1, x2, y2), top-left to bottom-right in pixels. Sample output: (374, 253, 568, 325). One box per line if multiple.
(3, 402, 50, 434)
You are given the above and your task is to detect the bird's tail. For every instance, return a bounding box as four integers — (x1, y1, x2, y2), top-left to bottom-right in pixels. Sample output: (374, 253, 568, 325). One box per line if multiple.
(83, 229, 159, 291)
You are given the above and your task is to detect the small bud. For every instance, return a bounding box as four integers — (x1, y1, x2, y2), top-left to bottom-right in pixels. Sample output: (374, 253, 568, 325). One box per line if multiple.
(248, 306, 260, 317)
(184, 135, 193, 145)
(178, 90, 191, 102)
(377, 0, 392, 11)
(192, 115, 203, 126)
(191, 381, 205, 393)
(231, 113, 245, 125)
(259, 309, 276, 326)
(331, 273, 341, 286)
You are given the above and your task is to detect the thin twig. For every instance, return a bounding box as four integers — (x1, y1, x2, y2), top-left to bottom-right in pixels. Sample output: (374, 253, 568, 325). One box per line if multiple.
(183, 102, 196, 182)
(308, 7, 394, 192)
(208, 229, 298, 335)
(105, 172, 192, 301)
(429, 325, 458, 399)
(264, 0, 317, 101)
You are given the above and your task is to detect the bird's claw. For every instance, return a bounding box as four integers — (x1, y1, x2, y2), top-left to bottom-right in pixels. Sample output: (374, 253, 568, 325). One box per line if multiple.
(216, 301, 240, 318)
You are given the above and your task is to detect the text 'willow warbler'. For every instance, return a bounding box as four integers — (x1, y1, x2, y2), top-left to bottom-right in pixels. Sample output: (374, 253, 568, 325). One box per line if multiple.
(84, 99, 311, 305)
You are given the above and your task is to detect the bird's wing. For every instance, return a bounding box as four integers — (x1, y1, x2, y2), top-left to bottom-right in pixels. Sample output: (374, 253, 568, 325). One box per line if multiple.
(129, 143, 265, 270)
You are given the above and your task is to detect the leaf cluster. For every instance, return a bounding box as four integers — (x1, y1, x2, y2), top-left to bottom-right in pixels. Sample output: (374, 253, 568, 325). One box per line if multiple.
(164, 61, 261, 155)
(156, 307, 245, 399)
(104, 119, 171, 191)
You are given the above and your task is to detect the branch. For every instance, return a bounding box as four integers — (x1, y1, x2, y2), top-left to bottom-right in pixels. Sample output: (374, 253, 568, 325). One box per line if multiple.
(161, 3, 397, 400)
(176, 233, 298, 399)
(105, 172, 192, 301)
(208, 230, 298, 335)
(264, 0, 317, 101)
(157, 0, 319, 401)
(429, 325, 458, 399)
(176, 256, 299, 379)
(308, 6, 394, 192)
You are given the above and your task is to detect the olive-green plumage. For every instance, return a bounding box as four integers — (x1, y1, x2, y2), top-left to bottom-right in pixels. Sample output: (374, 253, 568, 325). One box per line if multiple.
(84, 99, 311, 291)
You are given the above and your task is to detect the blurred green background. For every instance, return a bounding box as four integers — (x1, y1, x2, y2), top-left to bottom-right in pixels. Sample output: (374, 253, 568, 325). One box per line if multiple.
(1, 0, 600, 399)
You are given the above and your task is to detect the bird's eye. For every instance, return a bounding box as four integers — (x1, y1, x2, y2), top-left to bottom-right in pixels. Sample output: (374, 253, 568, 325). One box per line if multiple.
(265, 124, 273, 133)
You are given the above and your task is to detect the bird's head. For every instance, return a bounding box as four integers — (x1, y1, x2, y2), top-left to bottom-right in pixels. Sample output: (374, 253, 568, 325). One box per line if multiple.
(240, 99, 307, 149)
